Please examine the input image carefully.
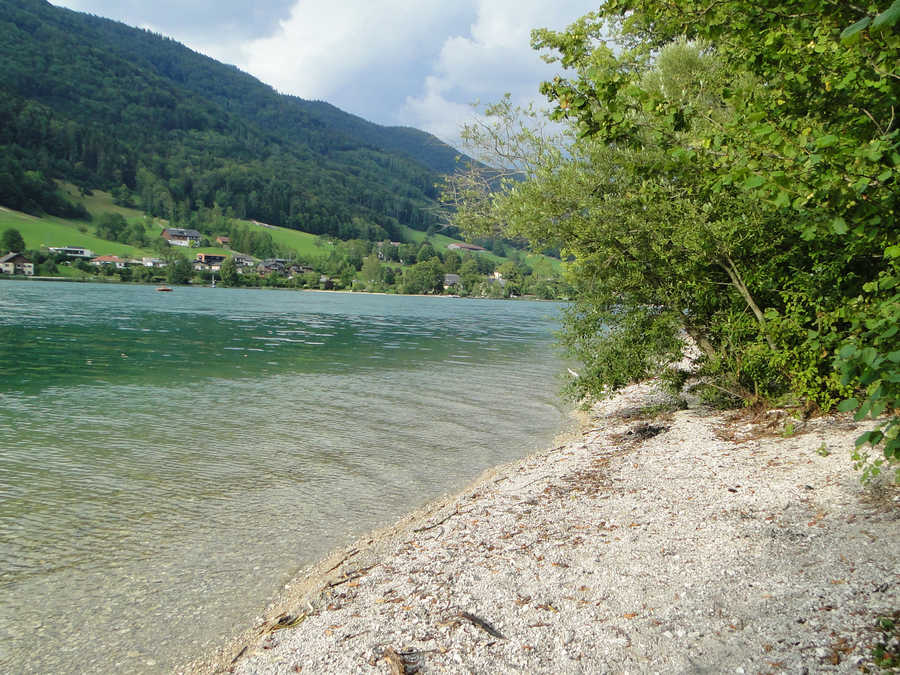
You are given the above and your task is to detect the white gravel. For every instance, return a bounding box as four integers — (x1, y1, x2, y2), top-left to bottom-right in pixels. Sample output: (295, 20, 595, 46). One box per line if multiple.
(186, 381, 899, 674)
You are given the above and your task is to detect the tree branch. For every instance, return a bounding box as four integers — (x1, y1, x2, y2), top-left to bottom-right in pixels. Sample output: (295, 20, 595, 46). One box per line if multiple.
(719, 254, 776, 351)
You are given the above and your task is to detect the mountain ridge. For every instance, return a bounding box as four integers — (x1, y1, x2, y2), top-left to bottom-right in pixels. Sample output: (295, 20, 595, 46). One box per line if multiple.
(0, 0, 469, 240)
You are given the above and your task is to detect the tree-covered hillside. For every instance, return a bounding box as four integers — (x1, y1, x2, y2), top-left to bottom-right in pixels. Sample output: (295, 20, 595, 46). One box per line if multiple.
(0, 0, 468, 240)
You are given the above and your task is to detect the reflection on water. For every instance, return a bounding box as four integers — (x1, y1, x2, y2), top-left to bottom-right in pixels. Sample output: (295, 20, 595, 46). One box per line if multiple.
(0, 283, 567, 673)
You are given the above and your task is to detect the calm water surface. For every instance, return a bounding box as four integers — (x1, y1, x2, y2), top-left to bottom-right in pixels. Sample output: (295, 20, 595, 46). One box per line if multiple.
(0, 282, 568, 673)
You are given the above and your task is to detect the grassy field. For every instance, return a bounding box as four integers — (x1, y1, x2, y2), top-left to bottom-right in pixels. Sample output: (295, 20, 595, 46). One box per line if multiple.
(0, 207, 148, 258)
(400, 225, 562, 272)
(59, 184, 147, 221)
(399, 225, 510, 264)
(234, 219, 334, 259)
(3, 185, 560, 273)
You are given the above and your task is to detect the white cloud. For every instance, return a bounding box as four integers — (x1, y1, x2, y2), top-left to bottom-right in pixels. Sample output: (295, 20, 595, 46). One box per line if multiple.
(234, 0, 595, 144)
(237, 1, 473, 118)
(401, 1, 597, 145)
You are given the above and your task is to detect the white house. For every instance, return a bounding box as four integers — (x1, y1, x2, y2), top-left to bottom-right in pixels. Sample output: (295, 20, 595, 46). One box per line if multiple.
(0, 252, 34, 275)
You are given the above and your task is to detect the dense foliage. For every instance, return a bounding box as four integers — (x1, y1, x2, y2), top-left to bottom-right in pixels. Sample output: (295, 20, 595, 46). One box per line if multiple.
(0, 0, 465, 241)
(2, 227, 25, 253)
(447, 1, 898, 477)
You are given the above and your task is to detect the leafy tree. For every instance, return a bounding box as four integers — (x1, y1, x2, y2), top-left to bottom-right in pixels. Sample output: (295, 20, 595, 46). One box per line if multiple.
(444, 249, 461, 273)
(416, 241, 438, 264)
(380, 241, 400, 262)
(359, 252, 384, 290)
(397, 243, 417, 264)
(458, 258, 483, 295)
(1, 227, 25, 253)
(400, 259, 443, 295)
(112, 184, 133, 207)
(447, 1, 899, 476)
(132, 265, 154, 283)
(95, 212, 127, 242)
(219, 257, 238, 287)
(164, 250, 193, 285)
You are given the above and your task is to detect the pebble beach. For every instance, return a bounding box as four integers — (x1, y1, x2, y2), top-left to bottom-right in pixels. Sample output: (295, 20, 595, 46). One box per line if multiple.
(185, 381, 899, 674)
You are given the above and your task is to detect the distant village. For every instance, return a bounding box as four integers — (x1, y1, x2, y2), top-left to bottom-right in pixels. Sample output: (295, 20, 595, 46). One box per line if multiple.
(0, 225, 554, 297)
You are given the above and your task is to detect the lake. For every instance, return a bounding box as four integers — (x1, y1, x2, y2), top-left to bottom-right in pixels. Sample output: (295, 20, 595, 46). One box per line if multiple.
(0, 282, 569, 673)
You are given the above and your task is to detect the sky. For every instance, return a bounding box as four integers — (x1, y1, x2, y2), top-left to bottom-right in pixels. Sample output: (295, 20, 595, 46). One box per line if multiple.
(49, 0, 597, 147)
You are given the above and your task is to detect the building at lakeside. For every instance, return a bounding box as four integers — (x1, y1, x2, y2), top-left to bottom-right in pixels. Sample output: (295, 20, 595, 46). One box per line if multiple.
(48, 246, 94, 259)
(161, 228, 202, 247)
(0, 252, 34, 275)
(90, 255, 126, 268)
(231, 254, 255, 270)
(195, 253, 227, 269)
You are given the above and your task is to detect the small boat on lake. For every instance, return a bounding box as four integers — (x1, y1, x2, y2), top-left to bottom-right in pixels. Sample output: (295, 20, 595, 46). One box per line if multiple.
(156, 286, 173, 292)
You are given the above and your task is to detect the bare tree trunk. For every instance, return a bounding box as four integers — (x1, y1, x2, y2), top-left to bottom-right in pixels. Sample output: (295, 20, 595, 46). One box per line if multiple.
(718, 254, 777, 352)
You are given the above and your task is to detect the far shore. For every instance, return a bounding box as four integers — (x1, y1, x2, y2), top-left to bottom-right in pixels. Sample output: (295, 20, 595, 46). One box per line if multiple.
(183, 381, 898, 674)
(1, 275, 560, 301)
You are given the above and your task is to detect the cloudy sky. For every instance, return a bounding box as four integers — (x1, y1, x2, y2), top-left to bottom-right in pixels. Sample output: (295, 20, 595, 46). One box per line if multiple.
(49, 0, 597, 146)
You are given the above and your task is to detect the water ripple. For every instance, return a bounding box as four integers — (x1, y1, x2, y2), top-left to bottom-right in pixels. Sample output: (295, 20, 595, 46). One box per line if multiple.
(0, 283, 567, 674)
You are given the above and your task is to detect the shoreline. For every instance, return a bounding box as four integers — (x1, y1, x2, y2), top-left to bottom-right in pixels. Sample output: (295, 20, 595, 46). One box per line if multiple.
(181, 412, 590, 675)
(1, 275, 558, 301)
(183, 381, 898, 674)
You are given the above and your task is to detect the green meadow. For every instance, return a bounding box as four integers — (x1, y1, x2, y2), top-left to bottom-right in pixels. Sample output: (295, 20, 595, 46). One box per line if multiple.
(3, 185, 559, 274)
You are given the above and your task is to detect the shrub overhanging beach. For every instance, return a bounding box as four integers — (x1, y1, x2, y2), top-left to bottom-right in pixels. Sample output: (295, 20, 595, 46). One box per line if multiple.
(185, 381, 899, 674)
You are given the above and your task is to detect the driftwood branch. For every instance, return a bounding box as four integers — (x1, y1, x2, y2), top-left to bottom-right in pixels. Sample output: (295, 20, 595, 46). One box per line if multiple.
(457, 611, 507, 639)
(413, 507, 467, 532)
(325, 548, 359, 574)
(326, 564, 375, 588)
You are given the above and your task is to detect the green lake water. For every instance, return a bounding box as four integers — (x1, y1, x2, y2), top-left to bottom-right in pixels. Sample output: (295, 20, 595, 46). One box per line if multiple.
(0, 281, 569, 673)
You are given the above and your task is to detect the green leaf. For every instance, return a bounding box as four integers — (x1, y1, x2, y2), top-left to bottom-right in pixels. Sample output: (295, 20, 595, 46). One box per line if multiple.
(815, 134, 839, 148)
(856, 430, 878, 446)
(872, 0, 900, 31)
(831, 217, 848, 234)
(744, 174, 765, 189)
(870, 399, 889, 417)
(886, 438, 900, 459)
(838, 344, 858, 359)
(840, 17, 871, 41)
(837, 397, 859, 412)
(774, 190, 791, 208)
(885, 245, 900, 259)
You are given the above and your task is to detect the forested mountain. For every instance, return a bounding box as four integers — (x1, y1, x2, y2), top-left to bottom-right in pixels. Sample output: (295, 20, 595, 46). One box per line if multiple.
(0, 0, 468, 240)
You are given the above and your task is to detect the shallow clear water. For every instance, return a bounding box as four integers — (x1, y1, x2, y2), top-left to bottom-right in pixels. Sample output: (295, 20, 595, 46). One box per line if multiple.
(0, 282, 568, 673)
